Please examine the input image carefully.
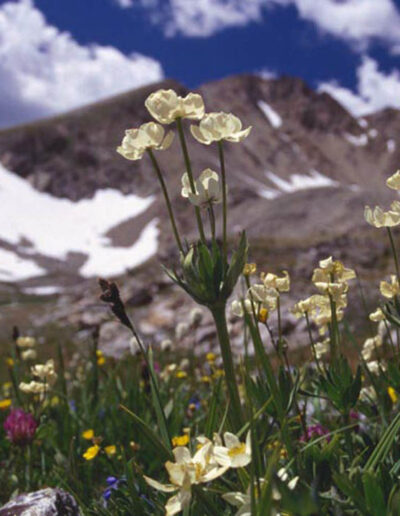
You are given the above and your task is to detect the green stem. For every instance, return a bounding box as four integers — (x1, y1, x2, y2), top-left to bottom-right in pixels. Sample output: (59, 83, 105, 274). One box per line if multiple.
(387, 227, 400, 284)
(176, 117, 206, 244)
(207, 204, 216, 242)
(211, 304, 243, 431)
(217, 141, 228, 268)
(147, 149, 183, 254)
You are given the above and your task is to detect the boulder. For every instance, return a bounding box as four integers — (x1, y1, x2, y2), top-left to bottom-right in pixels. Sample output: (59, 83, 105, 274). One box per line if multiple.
(0, 488, 80, 516)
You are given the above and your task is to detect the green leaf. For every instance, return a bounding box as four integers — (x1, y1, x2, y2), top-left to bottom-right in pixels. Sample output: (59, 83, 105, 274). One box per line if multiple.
(119, 404, 173, 461)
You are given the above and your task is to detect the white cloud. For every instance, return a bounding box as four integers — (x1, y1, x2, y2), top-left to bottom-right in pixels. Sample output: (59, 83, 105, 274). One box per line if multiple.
(127, 0, 400, 51)
(114, 0, 134, 7)
(287, 0, 400, 51)
(319, 57, 400, 116)
(0, 0, 163, 127)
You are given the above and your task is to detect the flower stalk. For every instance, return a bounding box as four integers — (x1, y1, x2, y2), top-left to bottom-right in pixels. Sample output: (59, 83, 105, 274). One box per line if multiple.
(217, 140, 228, 267)
(211, 303, 243, 431)
(176, 117, 207, 244)
(147, 148, 184, 254)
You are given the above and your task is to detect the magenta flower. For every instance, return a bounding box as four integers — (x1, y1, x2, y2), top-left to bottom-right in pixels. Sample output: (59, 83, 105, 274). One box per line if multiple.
(300, 423, 330, 443)
(4, 408, 38, 446)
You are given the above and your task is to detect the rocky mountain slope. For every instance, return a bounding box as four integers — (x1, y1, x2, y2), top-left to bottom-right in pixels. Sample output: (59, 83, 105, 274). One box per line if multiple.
(0, 74, 399, 353)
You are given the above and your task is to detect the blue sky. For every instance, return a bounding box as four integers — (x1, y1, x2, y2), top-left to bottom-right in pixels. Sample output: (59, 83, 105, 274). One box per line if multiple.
(1, 0, 400, 127)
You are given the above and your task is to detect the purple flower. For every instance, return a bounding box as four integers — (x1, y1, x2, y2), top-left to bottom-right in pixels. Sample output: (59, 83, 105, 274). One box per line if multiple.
(102, 476, 126, 505)
(299, 423, 330, 443)
(4, 408, 38, 446)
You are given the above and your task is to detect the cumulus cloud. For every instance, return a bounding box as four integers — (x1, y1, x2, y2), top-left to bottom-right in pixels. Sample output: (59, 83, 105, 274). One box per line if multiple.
(0, 0, 163, 127)
(125, 0, 400, 51)
(319, 57, 400, 116)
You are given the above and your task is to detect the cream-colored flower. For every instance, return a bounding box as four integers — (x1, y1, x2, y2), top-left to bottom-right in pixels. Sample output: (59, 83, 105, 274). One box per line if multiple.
(362, 335, 382, 361)
(21, 349, 37, 361)
(263, 271, 290, 293)
(312, 258, 356, 284)
(367, 360, 386, 375)
(387, 170, 400, 190)
(145, 89, 204, 124)
(181, 169, 222, 208)
(31, 359, 57, 386)
(19, 380, 49, 394)
(191, 112, 251, 145)
(249, 284, 279, 310)
(364, 205, 400, 228)
(214, 432, 251, 468)
(291, 296, 317, 318)
(144, 444, 227, 516)
(16, 336, 36, 349)
(117, 122, 174, 160)
(369, 308, 385, 322)
(314, 339, 330, 360)
(380, 275, 400, 298)
(231, 298, 254, 318)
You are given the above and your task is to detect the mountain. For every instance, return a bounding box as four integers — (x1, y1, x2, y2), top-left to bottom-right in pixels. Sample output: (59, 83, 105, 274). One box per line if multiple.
(0, 74, 398, 352)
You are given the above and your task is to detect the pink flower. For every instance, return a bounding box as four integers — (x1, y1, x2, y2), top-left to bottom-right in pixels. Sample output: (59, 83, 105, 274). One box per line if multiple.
(299, 424, 330, 443)
(4, 408, 38, 446)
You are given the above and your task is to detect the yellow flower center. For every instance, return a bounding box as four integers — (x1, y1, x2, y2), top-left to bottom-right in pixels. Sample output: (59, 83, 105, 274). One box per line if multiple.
(228, 443, 246, 457)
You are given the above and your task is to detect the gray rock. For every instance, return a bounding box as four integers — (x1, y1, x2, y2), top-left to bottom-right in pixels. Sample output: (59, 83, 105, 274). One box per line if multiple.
(0, 488, 80, 516)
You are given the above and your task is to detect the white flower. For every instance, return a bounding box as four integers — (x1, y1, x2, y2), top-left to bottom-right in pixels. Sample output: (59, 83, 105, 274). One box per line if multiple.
(31, 359, 57, 386)
(249, 284, 279, 310)
(314, 339, 330, 360)
(386, 170, 400, 190)
(189, 308, 203, 326)
(369, 308, 385, 322)
(117, 122, 174, 160)
(144, 444, 227, 516)
(19, 381, 49, 394)
(191, 112, 251, 145)
(161, 339, 173, 352)
(263, 271, 290, 292)
(380, 275, 400, 298)
(145, 89, 205, 124)
(175, 322, 189, 340)
(214, 432, 251, 468)
(21, 349, 37, 361)
(231, 298, 254, 318)
(364, 205, 400, 228)
(181, 169, 222, 208)
(16, 336, 36, 349)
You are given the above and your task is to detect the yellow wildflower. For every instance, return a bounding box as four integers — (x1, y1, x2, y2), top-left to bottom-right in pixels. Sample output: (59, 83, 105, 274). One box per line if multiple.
(96, 350, 106, 366)
(172, 434, 190, 447)
(243, 263, 257, 276)
(175, 371, 187, 379)
(82, 429, 95, 440)
(206, 352, 216, 363)
(6, 358, 14, 368)
(0, 399, 11, 410)
(388, 387, 398, 403)
(83, 444, 100, 461)
(258, 307, 268, 324)
(105, 445, 117, 457)
(201, 375, 211, 383)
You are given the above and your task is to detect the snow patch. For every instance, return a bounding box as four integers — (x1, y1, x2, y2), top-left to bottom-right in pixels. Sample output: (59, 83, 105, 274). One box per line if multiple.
(266, 170, 338, 193)
(0, 249, 46, 282)
(23, 285, 61, 296)
(257, 100, 282, 128)
(0, 164, 158, 280)
(344, 133, 368, 146)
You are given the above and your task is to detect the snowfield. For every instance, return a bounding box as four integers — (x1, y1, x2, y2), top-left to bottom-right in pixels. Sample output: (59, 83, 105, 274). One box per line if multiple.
(0, 164, 159, 281)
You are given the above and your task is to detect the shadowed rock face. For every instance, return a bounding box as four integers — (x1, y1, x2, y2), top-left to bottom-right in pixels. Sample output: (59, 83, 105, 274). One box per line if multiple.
(0, 488, 80, 515)
(0, 74, 398, 347)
